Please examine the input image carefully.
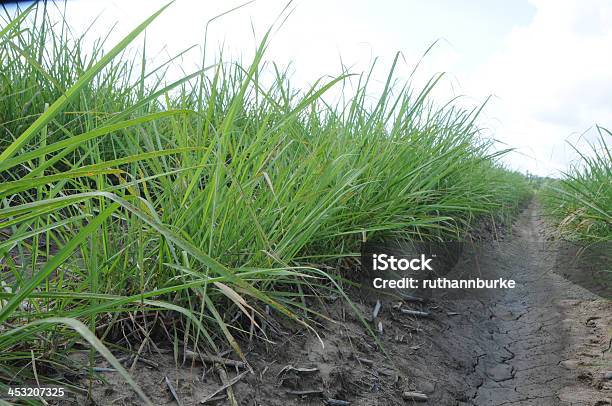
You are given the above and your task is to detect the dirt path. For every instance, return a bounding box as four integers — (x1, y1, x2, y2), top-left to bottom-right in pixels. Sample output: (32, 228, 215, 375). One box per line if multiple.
(469, 203, 610, 405)
(84, 203, 611, 405)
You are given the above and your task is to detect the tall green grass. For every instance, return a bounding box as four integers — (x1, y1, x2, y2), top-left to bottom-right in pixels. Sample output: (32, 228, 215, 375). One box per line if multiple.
(543, 127, 611, 242)
(1, 2, 529, 399)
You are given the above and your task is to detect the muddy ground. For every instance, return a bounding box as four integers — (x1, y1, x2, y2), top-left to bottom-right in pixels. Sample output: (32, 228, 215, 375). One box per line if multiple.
(76, 203, 611, 406)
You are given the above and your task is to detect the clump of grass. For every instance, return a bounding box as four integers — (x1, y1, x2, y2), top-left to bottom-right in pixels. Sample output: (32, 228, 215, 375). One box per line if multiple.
(1, 2, 530, 399)
(543, 127, 611, 242)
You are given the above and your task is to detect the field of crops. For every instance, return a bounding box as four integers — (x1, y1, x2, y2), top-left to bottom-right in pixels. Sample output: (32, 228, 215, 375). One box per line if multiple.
(542, 127, 612, 242)
(1, 4, 538, 401)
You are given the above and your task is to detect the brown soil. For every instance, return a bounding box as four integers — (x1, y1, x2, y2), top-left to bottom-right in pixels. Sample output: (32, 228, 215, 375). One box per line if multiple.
(72, 203, 610, 406)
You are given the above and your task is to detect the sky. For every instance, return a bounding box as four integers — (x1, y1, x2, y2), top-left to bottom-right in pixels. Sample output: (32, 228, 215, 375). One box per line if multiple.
(6, 0, 612, 176)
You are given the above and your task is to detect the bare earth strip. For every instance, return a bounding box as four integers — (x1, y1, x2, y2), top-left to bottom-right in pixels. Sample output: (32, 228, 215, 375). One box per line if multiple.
(469, 203, 611, 405)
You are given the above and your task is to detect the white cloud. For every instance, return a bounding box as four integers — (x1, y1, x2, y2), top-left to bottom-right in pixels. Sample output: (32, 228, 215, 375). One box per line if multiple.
(467, 0, 612, 176)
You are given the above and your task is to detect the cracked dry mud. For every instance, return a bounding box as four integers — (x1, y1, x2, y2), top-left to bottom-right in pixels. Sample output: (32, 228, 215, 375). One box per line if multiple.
(84, 203, 611, 405)
(467, 203, 610, 405)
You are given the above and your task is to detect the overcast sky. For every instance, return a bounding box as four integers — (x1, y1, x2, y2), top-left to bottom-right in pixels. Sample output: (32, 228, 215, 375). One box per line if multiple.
(8, 0, 612, 176)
